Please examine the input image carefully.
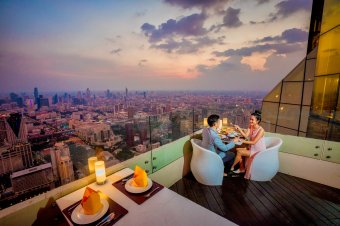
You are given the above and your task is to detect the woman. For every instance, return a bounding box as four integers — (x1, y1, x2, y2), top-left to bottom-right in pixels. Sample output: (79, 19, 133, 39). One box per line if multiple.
(230, 110, 266, 177)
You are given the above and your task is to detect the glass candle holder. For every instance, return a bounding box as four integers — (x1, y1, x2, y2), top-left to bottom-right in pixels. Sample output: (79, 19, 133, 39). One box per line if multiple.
(88, 156, 97, 174)
(95, 161, 106, 184)
(222, 118, 228, 127)
(203, 118, 208, 127)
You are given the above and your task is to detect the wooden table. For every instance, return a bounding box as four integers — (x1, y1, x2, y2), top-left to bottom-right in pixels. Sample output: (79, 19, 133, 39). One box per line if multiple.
(56, 168, 237, 226)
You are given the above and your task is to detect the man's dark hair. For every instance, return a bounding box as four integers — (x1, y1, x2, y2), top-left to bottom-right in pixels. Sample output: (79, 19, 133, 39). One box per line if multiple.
(207, 114, 219, 127)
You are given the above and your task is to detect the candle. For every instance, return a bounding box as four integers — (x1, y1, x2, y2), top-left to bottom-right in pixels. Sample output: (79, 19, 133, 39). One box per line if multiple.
(222, 118, 228, 126)
(95, 161, 106, 184)
(203, 118, 208, 127)
(88, 157, 97, 174)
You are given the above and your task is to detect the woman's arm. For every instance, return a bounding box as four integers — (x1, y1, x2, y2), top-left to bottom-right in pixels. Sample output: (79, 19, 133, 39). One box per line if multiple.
(235, 125, 250, 138)
(242, 128, 264, 145)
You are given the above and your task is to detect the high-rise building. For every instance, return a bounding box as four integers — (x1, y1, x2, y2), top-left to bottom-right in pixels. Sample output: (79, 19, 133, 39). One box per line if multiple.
(38, 96, 49, 109)
(10, 163, 54, 194)
(0, 117, 7, 146)
(171, 113, 181, 140)
(34, 87, 39, 104)
(261, 0, 340, 141)
(75, 122, 114, 145)
(49, 142, 74, 185)
(4, 113, 28, 145)
(52, 94, 58, 104)
(0, 143, 34, 175)
(139, 122, 148, 143)
(128, 107, 136, 119)
(125, 122, 134, 147)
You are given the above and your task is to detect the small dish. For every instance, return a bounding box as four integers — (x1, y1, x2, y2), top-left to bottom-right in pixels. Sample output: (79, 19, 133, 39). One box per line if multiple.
(71, 198, 109, 225)
(125, 178, 153, 193)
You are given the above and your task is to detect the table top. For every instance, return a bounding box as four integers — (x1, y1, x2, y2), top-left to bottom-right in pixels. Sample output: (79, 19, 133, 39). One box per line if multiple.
(56, 168, 237, 226)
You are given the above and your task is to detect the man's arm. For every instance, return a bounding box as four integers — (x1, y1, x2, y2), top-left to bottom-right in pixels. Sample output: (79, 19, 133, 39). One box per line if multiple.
(213, 137, 235, 152)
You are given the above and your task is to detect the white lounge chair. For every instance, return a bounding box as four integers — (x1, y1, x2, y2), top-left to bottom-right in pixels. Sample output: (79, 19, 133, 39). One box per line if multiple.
(249, 137, 283, 181)
(190, 139, 224, 186)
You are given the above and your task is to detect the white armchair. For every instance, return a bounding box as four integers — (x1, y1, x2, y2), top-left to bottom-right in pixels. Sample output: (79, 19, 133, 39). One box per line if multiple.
(190, 139, 224, 186)
(249, 137, 283, 181)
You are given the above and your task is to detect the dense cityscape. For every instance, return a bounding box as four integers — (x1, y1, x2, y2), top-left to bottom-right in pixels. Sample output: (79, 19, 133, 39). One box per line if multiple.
(0, 88, 263, 209)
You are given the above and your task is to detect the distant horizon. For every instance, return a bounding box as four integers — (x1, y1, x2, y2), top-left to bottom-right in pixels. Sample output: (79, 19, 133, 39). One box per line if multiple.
(0, 88, 268, 96)
(1, 0, 313, 93)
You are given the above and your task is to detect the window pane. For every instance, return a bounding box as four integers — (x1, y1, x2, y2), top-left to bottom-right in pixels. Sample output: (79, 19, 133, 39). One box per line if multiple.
(307, 116, 328, 140)
(263, 83, 281, 102)
(303, 81, 313, 106)
(260, 122, 275, 133)
(328, 122, 340, 142)
(305, 59, 315, 81)
(281, 82, 303, 104)
(336, 88, 340, 122)
(261, 102, 278, 124)
(320, 0, 340, 34)
(283, 60, 305, 81)
(276, 126, 298, 136)
(299, 106, 310, 132)
(298, 132, 306, 137)
(316, 26, 340, 76)
(277, 104, 300, 130)
(311, 75, 339, 118)
(307, 46, 317, 60)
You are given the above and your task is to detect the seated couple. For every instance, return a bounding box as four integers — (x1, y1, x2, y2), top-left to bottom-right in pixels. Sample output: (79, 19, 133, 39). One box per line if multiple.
(201, 111, 265, 178)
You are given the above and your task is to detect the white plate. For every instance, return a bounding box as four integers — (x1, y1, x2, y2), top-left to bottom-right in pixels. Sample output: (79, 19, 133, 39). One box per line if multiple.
(221, 135, 227, 139)
(235, 141, 243, 146)
(228, 134, 235, 138)
(124, 178, 153, 193)
(71, 198, 109, 225)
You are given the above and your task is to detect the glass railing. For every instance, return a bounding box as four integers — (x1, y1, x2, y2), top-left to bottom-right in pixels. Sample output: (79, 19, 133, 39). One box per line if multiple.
(0, 106, 252, 210)
(1, 105, 338, 211)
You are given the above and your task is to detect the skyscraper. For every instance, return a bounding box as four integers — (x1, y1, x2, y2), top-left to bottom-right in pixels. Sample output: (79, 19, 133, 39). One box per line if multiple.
(125, 122, 134, 147)
(4, 113, 28, 145)
(0, 117, 7, 146)
(128, 107, 135, 119)
(34, 87, 39, 104)
(49, 142, 74, 185)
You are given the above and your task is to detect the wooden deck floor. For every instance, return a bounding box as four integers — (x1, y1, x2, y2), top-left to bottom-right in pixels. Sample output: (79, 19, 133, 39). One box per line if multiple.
(169, 172, 340, 226)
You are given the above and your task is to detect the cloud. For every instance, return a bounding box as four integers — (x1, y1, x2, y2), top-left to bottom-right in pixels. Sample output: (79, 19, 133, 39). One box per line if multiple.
(141, 13, 208, 43)
(110, 48, 122, 55)
(249, 20, 266, 25)
(163, 0, 230, 10)
(270, 0, 313, 21)
(256, 0, 271, 4)
(222, 7, 243, 28)
(253, 28, 308, 44)
(151, 36, 221, 54)
(210, 7, 243, 31)
(138, 59, 148, 67)
(213, 42, 304, 57)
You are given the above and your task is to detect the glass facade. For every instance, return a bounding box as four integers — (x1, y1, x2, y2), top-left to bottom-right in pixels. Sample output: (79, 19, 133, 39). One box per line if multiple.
(262, 0, 340, 142)
(261, 55, 314, 137)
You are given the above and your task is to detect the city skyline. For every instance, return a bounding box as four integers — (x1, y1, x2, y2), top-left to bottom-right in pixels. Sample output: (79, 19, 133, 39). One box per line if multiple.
(0, 0, 313, 93)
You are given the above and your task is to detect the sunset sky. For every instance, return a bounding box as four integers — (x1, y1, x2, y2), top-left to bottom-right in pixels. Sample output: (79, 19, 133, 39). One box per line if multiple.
(0, 0, 313, 93)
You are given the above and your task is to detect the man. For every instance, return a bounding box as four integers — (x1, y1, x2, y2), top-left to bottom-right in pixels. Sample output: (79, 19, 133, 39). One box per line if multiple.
(202, 114, 238, 174)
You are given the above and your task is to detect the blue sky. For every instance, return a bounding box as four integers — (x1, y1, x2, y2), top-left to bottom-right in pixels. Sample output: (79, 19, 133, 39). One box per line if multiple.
(0, 0, 313, 93)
